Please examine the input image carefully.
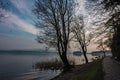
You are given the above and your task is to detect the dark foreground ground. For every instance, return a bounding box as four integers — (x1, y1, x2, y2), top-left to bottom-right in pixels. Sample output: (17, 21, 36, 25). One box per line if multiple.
(51, 60, 103, 80)
(103, 57, 120, 80)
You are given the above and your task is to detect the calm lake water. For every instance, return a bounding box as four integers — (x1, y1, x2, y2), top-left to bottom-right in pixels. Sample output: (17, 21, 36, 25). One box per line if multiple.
(0, 51, 61, 80)
(0, 50, 97, 80)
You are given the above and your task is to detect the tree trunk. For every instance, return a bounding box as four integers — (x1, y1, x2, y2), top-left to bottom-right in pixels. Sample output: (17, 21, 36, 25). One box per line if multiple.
(103, 51, 106, 57)
(111, 26, 120, 59)
(83, 51, 88, 63)
(61, 53, 71, 70)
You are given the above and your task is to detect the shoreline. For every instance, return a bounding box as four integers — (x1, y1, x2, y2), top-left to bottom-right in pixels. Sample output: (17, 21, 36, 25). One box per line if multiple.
(51, 59, 103, 80)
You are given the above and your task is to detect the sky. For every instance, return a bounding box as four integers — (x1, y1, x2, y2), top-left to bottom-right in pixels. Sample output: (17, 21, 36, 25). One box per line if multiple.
(0, 0, 45, 50)
(0, 0, 98, 51)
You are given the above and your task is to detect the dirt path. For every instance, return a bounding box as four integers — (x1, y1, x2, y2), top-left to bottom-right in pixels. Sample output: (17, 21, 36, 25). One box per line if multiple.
(103, 57, 120, 80)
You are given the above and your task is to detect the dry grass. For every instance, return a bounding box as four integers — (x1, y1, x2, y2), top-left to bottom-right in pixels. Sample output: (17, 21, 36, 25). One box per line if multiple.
(34, 58, 75, 70)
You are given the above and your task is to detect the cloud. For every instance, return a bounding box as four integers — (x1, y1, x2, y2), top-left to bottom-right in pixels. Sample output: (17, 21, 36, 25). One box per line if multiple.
(76, 0, 88, 16)
(8, 13, 39, 35)
(10, 0, 34, 19)
(0, 9, 9, 18)
(1, 9, 39, 35)
(10, 0, 28, 10)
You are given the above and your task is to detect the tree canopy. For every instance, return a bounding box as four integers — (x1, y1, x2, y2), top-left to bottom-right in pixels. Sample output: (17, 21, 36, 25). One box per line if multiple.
(34, 0, 76, 69)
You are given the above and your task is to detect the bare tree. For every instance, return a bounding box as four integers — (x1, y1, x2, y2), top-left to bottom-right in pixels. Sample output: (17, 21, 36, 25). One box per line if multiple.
(33, 0, 75, 69)
(72, 16, 93, 63)
(93, 0, 120, 59)
(95, 39, 107, 57)
(101, 0, 120, 59)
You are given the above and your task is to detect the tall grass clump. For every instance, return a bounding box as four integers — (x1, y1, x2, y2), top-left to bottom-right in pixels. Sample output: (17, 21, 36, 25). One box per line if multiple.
(34, 58, 75, 70)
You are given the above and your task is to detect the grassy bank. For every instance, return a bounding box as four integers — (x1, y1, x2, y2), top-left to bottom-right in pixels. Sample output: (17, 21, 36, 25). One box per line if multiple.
(74, 60, 103, 80)
(51, 59, 104, 80)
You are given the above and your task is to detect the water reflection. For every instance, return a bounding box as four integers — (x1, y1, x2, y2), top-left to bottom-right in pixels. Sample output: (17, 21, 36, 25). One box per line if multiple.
(0, 53, 60, 80)
(0, 51, 104, 80)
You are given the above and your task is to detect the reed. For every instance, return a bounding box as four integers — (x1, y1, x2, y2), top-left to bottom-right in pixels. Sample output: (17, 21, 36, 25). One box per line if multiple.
(34, 58, 75, 70)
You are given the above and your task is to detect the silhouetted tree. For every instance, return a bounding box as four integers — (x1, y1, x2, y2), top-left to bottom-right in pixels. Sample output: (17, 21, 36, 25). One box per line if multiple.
(100, 0, 120, 59)
(88, 0, 120, 59)
(72, 16, 93, 63)
(95, 38, 108, 57)
(33, 0, 75, 69)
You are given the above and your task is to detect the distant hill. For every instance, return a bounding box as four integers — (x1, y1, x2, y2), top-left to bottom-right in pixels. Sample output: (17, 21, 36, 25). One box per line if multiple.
(73, 51, 82, 56)
(91, 51, 112, 56)
(0, 50, 57, 55)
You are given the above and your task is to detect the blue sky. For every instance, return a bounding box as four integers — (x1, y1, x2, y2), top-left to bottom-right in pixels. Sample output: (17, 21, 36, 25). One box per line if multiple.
(0, 0, 98, 51)
(0, 0, 45, 50)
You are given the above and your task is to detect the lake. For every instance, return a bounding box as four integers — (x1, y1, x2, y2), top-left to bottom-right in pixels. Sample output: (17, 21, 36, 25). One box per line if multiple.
(0, 50, 97, 80)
